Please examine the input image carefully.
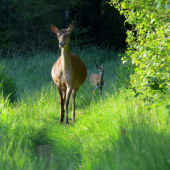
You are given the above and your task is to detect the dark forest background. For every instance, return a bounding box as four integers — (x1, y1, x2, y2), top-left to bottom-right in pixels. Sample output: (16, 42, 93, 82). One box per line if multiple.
(0, 0, 132, 56)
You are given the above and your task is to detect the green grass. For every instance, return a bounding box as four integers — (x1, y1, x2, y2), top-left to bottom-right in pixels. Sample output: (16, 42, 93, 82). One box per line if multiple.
(0, 46, 170, 169)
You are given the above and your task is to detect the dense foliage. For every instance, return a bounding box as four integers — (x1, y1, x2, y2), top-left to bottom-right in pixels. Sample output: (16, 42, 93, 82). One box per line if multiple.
(0, 0, 131, 56)
(111, 0, 170, 97)
(0, 0, 70, 53)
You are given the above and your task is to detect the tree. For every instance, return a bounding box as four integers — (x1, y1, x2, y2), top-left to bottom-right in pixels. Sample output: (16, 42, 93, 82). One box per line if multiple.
(0, 0, 72, 55)
(71, 0, 131, 50)
(0, 0, 131, 56)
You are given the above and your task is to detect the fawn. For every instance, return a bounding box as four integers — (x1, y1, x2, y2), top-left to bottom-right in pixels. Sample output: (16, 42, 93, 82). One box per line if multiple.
(90, 64, 104, 96)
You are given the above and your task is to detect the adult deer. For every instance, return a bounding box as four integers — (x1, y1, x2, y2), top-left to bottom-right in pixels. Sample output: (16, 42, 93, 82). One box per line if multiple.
(90, 64, 104, 96)
(51, 23, 87, 125)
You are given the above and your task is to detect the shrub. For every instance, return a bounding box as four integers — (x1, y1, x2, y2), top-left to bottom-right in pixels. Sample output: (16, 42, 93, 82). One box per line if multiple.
(111, 0, 170, 98)
(0, 66, 17, 103)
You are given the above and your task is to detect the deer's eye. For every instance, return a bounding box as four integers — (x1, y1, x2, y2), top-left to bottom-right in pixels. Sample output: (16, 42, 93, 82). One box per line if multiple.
(57, 33, 62, 36)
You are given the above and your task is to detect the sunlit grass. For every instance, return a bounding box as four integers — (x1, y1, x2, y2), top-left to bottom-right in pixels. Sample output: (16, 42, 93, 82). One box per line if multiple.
(0, 46, 170, 169)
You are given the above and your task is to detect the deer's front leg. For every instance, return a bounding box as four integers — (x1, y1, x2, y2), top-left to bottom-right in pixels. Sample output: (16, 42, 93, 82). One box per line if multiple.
(65, 86, 72, 125)
(100, 87, 102, 96)
(57, 86, 64, 124)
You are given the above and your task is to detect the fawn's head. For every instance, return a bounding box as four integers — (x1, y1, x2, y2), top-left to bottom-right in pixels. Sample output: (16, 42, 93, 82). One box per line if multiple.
(51, 23, 74, 48)
(96, 64, 104, 77)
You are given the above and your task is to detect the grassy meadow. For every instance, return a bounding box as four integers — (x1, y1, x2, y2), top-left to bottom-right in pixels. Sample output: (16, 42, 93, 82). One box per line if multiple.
(0, 46, 170, 170)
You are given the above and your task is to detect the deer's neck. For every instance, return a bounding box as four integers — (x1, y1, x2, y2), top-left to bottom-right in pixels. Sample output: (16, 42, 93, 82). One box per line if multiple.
(99, 75, 103, 82)
(61, 44, 71, 69)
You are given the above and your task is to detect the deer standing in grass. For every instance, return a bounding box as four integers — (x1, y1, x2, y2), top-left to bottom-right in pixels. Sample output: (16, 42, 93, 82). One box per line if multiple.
(51, 23, 87, 125)
(90, 64, 104, 96)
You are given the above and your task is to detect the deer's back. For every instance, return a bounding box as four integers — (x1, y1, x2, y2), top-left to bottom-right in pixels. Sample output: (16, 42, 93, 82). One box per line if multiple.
(71, 53, 87, 85)
(90, 73, 104, 87)
(90, 73, 99, 86)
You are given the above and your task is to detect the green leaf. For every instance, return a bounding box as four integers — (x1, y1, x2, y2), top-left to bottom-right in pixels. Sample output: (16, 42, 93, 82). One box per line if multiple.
(146, 46, 151, 51)
(156, 1, 161, 9)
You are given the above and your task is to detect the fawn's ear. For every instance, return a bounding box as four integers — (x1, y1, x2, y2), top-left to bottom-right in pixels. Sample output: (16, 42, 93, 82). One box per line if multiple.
(51, 24, 59, 33)
(68, 23, 74, 32)
(96, 64, 99, 69)
(102, 64, 104, 68)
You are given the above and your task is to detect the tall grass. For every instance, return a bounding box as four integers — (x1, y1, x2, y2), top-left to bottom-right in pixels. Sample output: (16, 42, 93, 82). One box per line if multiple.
(0, 46, 170, 169)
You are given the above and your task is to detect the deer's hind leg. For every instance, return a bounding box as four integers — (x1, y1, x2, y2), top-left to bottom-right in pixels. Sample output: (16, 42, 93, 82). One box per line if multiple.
(72, 88, 79, 123)
(65, 86, 72, 125)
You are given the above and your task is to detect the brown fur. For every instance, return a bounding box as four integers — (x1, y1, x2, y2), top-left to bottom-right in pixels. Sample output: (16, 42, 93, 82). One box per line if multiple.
(90, 64, 104, 96)
(51, 23, 87, 124)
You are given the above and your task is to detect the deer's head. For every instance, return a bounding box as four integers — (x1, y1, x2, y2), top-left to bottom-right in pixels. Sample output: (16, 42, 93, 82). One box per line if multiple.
(51, 23, 74, 48)
(96, 64, 104, 77)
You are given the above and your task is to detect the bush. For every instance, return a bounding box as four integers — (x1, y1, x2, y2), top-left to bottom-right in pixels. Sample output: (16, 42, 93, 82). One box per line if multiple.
(0, 66, 17, 103)
(112, 0, 170, 98)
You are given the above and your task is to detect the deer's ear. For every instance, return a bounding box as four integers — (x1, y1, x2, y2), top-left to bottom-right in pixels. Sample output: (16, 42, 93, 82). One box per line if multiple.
(51, 24, 59, 33)
(96, 64, 99, 69)
(68, 23, 74, 31)
(102, 64, 104, 68)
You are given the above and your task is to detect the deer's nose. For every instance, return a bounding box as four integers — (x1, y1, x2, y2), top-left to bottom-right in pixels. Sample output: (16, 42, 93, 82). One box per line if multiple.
(59, 41, 65, 48)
